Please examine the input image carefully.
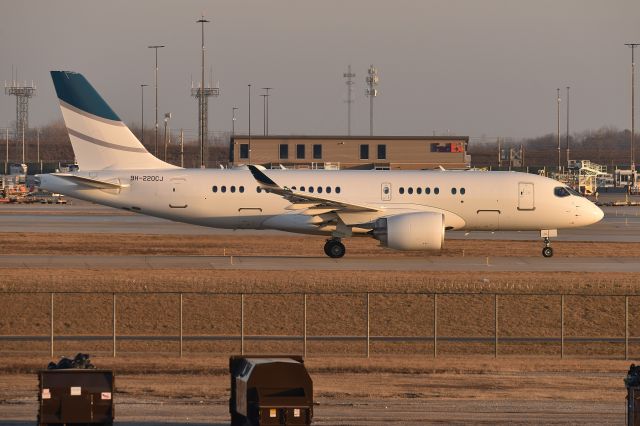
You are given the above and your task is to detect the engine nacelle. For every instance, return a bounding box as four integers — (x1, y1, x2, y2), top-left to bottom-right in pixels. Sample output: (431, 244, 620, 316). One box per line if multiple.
(373, 212, 444, 251)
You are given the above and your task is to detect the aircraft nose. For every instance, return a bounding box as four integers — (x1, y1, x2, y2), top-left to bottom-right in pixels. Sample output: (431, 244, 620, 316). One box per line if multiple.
(589, 203, 604, 224)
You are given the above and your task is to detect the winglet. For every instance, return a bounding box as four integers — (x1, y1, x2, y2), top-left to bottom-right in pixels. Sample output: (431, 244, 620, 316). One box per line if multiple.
(248, 165, 279, 187)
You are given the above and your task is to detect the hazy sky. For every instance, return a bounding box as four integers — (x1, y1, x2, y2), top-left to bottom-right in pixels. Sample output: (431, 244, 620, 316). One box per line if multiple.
(1, 0, 639, 140)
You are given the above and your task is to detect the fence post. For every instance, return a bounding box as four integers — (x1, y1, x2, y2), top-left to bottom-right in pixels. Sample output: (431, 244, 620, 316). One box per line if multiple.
(366, 293, 370, 358)
(50, 293, 54, 358)
(494, 294, 499, 358)
(303, 294, 307, 358)
(240, 294, 245, 355)
(560, 295, 564, 359)
(433, 294, 438, 358)
(112, 293, 116, 358)
(179, 293, 183, 358)
(626, 295, 629, 360)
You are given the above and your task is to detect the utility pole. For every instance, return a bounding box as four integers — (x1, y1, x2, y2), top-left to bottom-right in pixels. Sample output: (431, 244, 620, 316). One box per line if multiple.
(163, 113, 171, 162)
(5, 128, 8, 175)
(232, 107, 238, 136)
(21, 119, 25, 164)
(365, 65, 379, 136)
(626, 43, 639, 185)
(248, 84, 252, 149)
(37, 129, 41, 173)
(180, 129, 184, 168)
(261, 93, 267, 136)
(140, 84, 148, 145)
(261, 88, 272, 135)
(343, 65, 355, 136)
(148, 45, 165, 158)
(556, 88, 561, 172)
(566, 86, 570, 166)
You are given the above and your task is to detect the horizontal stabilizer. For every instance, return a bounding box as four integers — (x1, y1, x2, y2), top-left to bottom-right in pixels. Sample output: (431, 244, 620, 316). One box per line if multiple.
(52, 173, 128, 189)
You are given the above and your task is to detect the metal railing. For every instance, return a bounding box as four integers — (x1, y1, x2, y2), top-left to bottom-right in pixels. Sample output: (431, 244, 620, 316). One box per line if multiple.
(0, 291, 635, 359)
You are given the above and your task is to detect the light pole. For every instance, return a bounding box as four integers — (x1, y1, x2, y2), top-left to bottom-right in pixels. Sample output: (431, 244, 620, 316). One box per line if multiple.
(248, 84, 252, 147)
(625, 43, 639, 185)
(37, 129, 41, 173)
(148, 45, 165, 158)
(261, 88, 272, 135)
(5, 128, 8, 175)
(566, 86, 570, 166)
(163, 113, 171, 162)
(556, 88, 561, 172)
(140, 84, 148, 145)
(232, 107, 238, 136)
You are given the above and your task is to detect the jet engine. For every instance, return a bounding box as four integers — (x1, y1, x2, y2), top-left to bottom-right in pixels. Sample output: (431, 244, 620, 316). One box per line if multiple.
(372, 212, 445, 251)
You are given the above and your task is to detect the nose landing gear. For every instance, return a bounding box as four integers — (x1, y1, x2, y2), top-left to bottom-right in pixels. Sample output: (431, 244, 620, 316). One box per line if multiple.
(324, 238, 346, 258)
(542, 237, 553, 258)
(540, 229, 557, 258)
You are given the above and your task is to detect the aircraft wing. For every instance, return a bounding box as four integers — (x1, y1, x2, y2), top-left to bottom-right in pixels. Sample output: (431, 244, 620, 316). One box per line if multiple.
(248, 165, 379, 213)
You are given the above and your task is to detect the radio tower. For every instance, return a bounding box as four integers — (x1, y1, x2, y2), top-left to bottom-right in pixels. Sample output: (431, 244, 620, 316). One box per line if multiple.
(4, 78, 36, 138)
(192, 15, 220, 168)
(365, 65, 379, 136)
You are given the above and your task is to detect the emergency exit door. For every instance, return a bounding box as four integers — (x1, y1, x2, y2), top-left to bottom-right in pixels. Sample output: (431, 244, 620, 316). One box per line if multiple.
(518, 182, 535, 210)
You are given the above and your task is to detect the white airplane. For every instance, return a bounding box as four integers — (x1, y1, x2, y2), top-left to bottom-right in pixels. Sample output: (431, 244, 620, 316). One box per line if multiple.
(39, 71, 604, 258)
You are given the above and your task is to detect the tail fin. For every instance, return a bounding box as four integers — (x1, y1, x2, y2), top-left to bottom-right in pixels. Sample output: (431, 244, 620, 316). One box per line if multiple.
(50, 71, 178, 170)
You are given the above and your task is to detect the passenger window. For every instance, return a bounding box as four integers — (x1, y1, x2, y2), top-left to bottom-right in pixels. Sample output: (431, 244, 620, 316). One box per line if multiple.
(291, 186, 297, 191)
(408, 187, 414, 195)
(309, 187, 314, 193)
(231, 186, 236, 193)
(425, 187, 431, 194)
(212, 185, 218, 193)
(256, 186, 261, 193)
(417, 187, 422, 195)
(460, 188, 466, 195)
(434, 187, 440, 195)
(317, 186, 323, 194)
(451, 188, 457, 195)
(239, 186, 245, 193)
(399, 187, 405, 194)
(221, 186, 227, 193)
(301, 186, 306, 192)
(554, 187, 570, 197)
(326, 186, 331, 194)
(336, 187, 341, 194)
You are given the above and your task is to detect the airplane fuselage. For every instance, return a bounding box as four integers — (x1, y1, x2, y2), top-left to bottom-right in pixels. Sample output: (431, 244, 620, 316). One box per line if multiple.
(40, 168, 602, 235)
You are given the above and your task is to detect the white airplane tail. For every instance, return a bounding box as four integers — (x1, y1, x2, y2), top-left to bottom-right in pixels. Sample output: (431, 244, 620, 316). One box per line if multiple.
(50, 71, 178, 171)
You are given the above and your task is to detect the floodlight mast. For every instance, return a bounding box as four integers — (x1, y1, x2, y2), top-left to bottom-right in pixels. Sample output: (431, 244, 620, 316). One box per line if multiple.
(197, 16, 210, 168)
(148, 45, 165, 158)
(626, 43, 639, 186)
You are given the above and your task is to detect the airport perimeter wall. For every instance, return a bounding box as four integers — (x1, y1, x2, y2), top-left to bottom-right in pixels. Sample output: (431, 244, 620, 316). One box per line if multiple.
(0, 291, 637, 359)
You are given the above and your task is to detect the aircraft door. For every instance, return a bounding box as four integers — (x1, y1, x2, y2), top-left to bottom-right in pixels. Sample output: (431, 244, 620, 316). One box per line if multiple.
(518, 182, 535, 210)
(169, 177, 188, 208)
(381, 183, 392, 201)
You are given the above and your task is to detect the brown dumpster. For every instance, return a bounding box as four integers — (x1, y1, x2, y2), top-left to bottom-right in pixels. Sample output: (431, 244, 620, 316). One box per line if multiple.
(626, 364, 640, 426)
(229, 355, 313, 426)
(38, 369, 114, 426)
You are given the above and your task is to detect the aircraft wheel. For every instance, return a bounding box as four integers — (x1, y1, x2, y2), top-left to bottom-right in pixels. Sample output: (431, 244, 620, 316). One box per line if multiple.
(542, 247, 554, 258)
(325, 240, 346, 258)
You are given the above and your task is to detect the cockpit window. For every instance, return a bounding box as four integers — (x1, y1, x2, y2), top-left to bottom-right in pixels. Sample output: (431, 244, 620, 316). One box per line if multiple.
(554, 187, 570, 197)
(566, 186, 582, 197)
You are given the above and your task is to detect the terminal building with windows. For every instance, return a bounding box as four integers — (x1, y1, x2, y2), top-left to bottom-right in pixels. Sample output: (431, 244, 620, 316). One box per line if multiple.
(229, 135, 470, 170)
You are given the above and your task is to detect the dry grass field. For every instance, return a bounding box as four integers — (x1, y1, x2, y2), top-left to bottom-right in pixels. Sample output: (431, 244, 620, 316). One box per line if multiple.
(1, 232, 638, 423)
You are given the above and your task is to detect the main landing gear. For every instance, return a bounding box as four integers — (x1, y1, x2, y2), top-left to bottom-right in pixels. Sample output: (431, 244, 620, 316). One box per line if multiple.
(324, 238, 346, 258)
(542, 237, 553, 258)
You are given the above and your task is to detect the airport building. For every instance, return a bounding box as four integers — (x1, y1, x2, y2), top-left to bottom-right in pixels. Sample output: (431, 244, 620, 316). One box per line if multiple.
(229, 135, 470, 170)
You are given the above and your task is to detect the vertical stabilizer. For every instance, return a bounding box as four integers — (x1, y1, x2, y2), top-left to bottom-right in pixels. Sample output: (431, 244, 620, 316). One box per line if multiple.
(50, 71, 178, 170)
